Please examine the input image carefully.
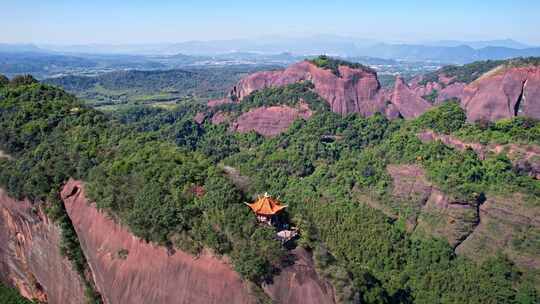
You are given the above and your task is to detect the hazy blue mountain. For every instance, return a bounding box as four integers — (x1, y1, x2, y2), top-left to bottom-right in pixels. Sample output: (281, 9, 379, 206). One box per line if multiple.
(426, 39, 532, 49)
(0, 43, 47, 53)
(0, 52, 166, 79)
(357, 43, 540, 63)
(36, 35, 375, 56)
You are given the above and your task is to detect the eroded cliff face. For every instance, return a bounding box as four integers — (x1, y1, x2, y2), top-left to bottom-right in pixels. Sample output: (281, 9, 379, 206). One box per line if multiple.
(0, 189, 86, 304)
(418, 130, 540, 180)
(205, 61, 427, 136)
(205, 61, 540, 137)
(60, 179, 335, 304)
(461, 66, 540, 122)
(408, 66, 540, 122)
(455, 194, 540, 271)
(60, 179, 257, 304)
(387, 165, 479, 247)
(230, 103, 313, 137)
(232, 61, 384, 117)
(388, 77, 433, 119)
(387, 164, 540, 273)
(263, 248, 335, 304)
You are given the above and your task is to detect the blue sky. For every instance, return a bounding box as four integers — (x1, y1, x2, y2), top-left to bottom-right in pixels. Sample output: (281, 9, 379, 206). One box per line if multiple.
(1, 0, 539, 44)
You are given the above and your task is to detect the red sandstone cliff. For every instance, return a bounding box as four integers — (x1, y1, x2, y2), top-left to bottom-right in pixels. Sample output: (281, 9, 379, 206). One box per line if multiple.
(60, 180, 257, 304)
(60, 179, 336, 304)
(407, 66, 540, 122)
(230, 103, 313, 137)
(461, 66, 540, 121)
(386, 164, 540, 273)
(214, 61, 540, 130)
(418, 130, 540, 180)
(0, 189, 86, 304)
(202, 61, 540, 138)
(231, 61, 387, 117)
(386, 165, 478, 247)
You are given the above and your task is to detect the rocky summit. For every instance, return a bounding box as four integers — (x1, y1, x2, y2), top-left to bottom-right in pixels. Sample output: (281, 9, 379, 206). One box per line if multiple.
(204, 57, 540, 137)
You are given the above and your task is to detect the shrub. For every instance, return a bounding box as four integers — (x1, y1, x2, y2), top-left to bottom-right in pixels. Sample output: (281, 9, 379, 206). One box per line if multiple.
(9, 74, 38, 87)
(415, 100, 466, 134)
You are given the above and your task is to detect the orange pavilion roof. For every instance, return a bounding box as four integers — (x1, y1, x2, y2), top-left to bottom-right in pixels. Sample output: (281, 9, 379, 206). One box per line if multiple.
(246, 193, 287, 216)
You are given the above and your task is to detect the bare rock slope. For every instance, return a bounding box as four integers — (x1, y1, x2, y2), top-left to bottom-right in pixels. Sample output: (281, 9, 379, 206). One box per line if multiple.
(61, 179, 257, 304)
(0, 189, 86, 304)
(387, 163, 540, 273)
(61, 179, 336, 304)
(205, 59, 540, 137)
(387, 164, 479, 247)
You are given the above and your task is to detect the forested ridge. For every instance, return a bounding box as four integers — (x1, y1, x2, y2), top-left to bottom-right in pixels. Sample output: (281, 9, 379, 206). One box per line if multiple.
(419, 57, 540, 85)
(0, 74, 539, 303)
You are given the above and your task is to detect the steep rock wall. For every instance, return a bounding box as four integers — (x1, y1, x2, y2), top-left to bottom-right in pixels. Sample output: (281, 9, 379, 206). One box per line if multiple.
(387, 164, 478, 246)
(455, 194, 540, 272)
(231, 62, 540, 122)
(0, 189, 86, 304)
(418, 130, 540, 180)
(263, 248, 335, 304)
(461, 66, 540, 122)
(61, 179, 335, 304)
(230, 103, 313, 137)
(231, 61, 387, 117)
(386, 164, 540, 273)
(207, 62, 540, 137)
(61, 179, 257, 304)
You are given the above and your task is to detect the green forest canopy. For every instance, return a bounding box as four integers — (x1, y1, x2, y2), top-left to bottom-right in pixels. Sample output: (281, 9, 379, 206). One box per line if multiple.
(0, 75, 539, 303)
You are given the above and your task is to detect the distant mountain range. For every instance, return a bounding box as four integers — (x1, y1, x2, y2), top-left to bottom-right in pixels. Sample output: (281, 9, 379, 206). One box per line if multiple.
(356, 44, 540, 64)
(1, 36, 539, 64)
(422, 38, 531, 49)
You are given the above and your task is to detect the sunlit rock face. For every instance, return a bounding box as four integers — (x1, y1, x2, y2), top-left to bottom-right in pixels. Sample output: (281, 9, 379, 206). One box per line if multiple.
(230, 103, 313, 137)
(61, 179, 257, 304)
(231, 61, 387, 117)
(61, 179, 336, 304)
(205, 61, 540, 137)
(460, 66, 540, 122)
(0, 189, 86, 304)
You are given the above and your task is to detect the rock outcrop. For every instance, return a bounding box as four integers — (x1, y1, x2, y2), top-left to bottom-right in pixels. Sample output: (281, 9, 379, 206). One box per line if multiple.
(230, 103, 313, 137)
(461, 66, 540, 122)
(203, 60, 540, 137)
(60, 179, 336, 304)
(387, 77, 433, 119)
(409, 65, 540, 121)
(263, 248, 335, 304)
(230, 60, 540, 121)
(61, 180, 257, 304)
(387, 164, 540, 273)
(0, 189, 86, 304)
(418, 130, 540, 180)
(387, 165, 479, 246)
(456, 194, 540, 272)
(231, 61, 384, 117)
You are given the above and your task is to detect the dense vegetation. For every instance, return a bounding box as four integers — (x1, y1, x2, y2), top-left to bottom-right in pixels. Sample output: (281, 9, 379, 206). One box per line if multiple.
(419, 57, 540, 86)
(419, 60, 504, 85)
(308, 55, 376, 77)
(0, 284, 36, 304)
(454, 116, 540, 145)
(0, 75, 539, 303)
(213, 81, 329, 116)
(44, 65, 277, 107)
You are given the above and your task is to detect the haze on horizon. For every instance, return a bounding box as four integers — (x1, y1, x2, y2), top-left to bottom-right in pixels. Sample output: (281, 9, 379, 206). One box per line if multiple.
(1, 0, 540, 46)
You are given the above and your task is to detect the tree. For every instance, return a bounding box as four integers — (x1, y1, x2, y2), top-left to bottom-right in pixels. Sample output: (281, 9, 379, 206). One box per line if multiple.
(9, 74, 38, 87)
(0, 74, 9, 87)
